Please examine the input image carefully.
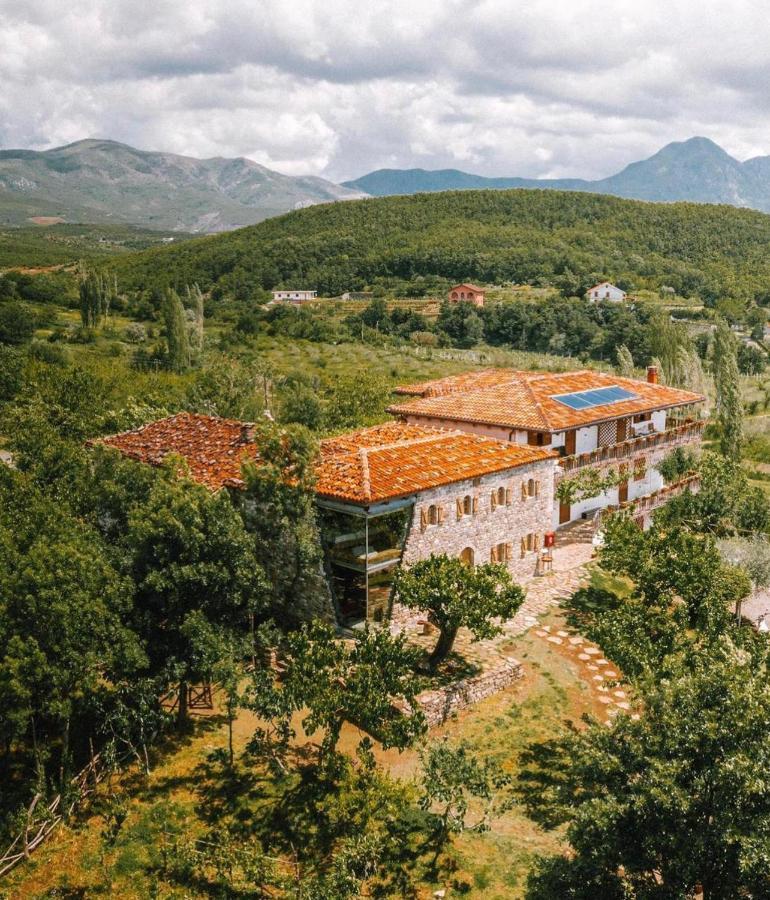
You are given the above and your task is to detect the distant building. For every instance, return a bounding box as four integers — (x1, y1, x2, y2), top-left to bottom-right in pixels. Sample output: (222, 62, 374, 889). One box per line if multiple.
(271, 290, 317, 303)
(448, 283, 485, 307)
(587, 282, 626, 303)
(340, 291, 373, 301)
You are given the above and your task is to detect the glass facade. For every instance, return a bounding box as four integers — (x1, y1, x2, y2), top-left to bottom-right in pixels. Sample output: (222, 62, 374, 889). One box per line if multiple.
(317, 503, 412, 628)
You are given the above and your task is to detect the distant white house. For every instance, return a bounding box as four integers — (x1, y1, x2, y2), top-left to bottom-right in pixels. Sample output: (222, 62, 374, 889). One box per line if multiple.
(271, 290, 318, 303)
(587, 282, 626, 303)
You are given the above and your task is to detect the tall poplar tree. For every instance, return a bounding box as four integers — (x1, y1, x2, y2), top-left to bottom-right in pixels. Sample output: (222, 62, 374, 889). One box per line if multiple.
(161, 288, 190, 372)
(712, 319, 743, 460)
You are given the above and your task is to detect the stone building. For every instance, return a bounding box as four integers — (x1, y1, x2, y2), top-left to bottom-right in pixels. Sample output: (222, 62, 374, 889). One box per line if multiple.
(314, 422, 555, 627)
(388, 366, 705, 529)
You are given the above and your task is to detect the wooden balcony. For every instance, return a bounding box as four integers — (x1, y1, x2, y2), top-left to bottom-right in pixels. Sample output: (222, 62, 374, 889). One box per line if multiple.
(557, 420, 705, 477)
(596, 474, 701, 526)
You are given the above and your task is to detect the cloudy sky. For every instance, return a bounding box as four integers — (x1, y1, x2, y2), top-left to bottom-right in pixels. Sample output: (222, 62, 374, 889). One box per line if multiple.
(2, 0, 770, 182)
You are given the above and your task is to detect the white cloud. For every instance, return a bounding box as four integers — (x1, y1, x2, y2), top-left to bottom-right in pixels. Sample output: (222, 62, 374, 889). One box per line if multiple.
(2, 0, 770, 181)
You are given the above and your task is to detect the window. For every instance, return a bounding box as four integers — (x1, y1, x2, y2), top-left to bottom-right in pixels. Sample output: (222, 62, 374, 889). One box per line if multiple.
(497, 486, 506, 506)
(460, 547, 475, 567)
(463, 495, 473, 515)
(428, 504, 439, 525)
(491, 543, 510, 563)
(525, 478, 539, 498)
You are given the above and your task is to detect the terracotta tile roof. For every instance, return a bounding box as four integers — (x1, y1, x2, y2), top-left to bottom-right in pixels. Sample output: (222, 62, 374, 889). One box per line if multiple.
(316, 421, 555, 505)
(97, 412, 259, 490)
(388, 368, 705, 432)
(450, 283, 485, 293)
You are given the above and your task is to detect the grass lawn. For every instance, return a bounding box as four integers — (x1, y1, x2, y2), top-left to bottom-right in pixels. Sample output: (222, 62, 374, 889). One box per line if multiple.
(4, 610, 604, 899)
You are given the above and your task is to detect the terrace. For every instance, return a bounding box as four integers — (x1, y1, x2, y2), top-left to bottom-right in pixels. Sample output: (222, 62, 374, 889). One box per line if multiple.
(557, 419, 705, 476)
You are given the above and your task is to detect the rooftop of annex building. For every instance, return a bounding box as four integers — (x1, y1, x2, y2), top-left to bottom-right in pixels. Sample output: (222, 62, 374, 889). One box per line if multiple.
(389, 367, 705, 432)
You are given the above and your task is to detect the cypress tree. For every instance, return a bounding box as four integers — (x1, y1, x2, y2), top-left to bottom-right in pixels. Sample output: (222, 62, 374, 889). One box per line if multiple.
(713, 319, 743, 459)
(162, 288, 190, 372)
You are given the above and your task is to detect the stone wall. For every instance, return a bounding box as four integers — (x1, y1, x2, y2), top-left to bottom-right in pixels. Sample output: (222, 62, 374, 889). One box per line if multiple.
(396, 656, 524, 727)
(391, 458, 555, 628)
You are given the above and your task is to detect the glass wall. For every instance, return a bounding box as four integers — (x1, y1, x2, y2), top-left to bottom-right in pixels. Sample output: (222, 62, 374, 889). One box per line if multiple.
(317, 504, 412, 628)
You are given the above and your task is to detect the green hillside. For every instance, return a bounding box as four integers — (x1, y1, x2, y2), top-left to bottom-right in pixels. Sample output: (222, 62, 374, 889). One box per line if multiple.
(0, 223, 195, 269)
(108, 189, 770, 309)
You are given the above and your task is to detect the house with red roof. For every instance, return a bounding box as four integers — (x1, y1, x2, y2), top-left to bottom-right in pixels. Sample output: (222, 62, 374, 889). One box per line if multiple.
(448, 283, 485, 307)
(586, 282, 626, 303)
(389, 365, 705, 529)
(97, 364, 704, 628)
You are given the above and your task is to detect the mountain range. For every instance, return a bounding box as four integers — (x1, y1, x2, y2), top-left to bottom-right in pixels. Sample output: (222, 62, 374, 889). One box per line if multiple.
(343, 137, 770, 212)
(0, 139, 366, 233)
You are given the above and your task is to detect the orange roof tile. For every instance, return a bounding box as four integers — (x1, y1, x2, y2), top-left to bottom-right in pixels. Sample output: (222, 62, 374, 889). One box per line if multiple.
(389, 368, 705, 432)
(450, 283, 485, 293)
(316, 421, 554, 504)
(97, 413, 260, 490)
(97, 415, 554, 505)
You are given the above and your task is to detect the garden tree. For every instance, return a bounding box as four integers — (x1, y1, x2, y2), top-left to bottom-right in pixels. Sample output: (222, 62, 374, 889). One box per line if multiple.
(97, 675, 169, 777)
(392, 554, 525, 669)
(598, 513, 749, 634)
(257, 622, 426, 762)
(555, 466, 624, 508)
(419, 739, 511, 853)
(321, 371, 389, 431)
(523, 644, 770, 899)
(614, 343, 635, 376)
(278, 377, 323, 430)
(738, 341, 767, 374)
(655, 445, 698, 483)
(717, 535, 770, 614)
(186, 355, 269, 420)
(125, 464, 266, 724)
(658, 450, 770, 536)
(238, 421, 330, 624)
(0, 301, 35, 345)
(161, 287, 191, 372)
(0, 467, 143, 789)
(712, 318, 744, 459)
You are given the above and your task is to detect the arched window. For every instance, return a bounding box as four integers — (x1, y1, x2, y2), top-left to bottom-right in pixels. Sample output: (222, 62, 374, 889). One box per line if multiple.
(428, 504, 439, 525)
(463, 495, 473, 515)
(497, 486, 506, 506)
(459, 547, 475, 567)
(451, 292, 458, 300)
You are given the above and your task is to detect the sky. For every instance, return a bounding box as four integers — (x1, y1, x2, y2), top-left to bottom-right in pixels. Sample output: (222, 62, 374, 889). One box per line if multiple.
(2, 0, 770, 183)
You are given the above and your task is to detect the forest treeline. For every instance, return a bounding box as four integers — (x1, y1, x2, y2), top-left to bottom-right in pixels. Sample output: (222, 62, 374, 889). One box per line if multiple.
(107, 189, 770, 315)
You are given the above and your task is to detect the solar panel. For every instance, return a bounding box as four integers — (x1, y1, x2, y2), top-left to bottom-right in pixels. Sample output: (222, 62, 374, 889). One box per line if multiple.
(552, 385, 639, 410)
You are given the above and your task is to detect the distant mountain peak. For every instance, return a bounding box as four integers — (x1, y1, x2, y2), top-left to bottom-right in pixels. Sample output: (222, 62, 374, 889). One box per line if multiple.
(344, 137, 770, 213)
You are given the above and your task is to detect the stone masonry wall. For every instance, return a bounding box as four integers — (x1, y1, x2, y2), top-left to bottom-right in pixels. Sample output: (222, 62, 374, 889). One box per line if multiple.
(395, 656, 524, 727)
(391, 457, 556, 628)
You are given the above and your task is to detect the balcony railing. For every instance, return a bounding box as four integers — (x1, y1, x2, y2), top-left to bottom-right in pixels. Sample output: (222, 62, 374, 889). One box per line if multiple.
(596, 474, 701, 526)
(558, 420, 705, 475)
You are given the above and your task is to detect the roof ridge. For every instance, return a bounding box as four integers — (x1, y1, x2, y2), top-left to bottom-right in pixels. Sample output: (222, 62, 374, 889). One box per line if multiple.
(358, 448, 372, 502)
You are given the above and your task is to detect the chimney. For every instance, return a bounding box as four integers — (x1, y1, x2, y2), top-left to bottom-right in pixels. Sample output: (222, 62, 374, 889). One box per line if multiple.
(647, 365, 659, 385)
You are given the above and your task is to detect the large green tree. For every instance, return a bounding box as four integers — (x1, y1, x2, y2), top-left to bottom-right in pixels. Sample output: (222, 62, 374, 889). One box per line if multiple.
(125, 466, 266, 723)
(393, 554, 524, 669)
(524, 644, 770, 900)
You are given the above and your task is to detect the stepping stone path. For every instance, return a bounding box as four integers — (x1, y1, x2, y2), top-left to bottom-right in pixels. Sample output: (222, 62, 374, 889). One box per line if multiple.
(578, 653, 591, 661)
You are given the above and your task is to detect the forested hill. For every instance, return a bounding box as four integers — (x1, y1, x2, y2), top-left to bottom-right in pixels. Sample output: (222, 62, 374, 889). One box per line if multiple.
(109, 188, 770, 305)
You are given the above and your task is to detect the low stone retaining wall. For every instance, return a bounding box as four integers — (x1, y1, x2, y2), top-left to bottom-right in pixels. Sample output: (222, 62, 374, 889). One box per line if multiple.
(399, 656, 524, 727)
